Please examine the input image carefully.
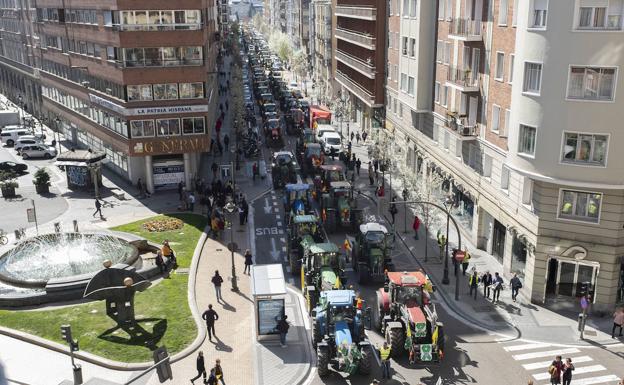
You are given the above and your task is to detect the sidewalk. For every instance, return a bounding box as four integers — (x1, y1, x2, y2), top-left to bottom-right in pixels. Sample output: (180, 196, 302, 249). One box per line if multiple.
(341, 119, 619, 347)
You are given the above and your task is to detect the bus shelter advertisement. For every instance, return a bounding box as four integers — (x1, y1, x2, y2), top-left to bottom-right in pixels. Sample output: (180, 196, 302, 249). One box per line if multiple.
(257, 298, 285, 335)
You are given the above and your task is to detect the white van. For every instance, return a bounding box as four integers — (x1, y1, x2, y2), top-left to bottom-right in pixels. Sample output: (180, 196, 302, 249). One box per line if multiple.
(1, 128, 30, 147)
(320, 131, 342, 155)
(15, 135, 45, 153)
(315, 124, 336, 142)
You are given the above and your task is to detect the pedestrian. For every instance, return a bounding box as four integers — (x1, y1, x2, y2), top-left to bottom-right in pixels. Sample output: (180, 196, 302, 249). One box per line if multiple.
(355, 158, 361, 176)
(220, 103, 223, 112)
(350, 131, 354, 142)
(412, 215, 420, 240)
(276, 315, 290, 347)
(212, 162, 219, 180)
(223, 134, 229, 152)
(137, 178, 144, 198)
(347, 140, 352, 154)
(612, 307, 624, 338)
(356, 132, 360, 144)
(492, 272, 504, 303)
(155, 250, 165, 274)
(252, 162, 259, 181)
(190, 351, 206, 384)
(225, 100, 229, 111)
(188, 192, 196, 212)
(461, 249, 471, 276)
(202, 304, 219, 341)
(211, 270, 224, 302)
(510, 273, 523, 302)
(562, 358, 574, 385)
(93, 198, 103, 218)
(469, 270, 479, 300)
(548, 355, 563, 385)
(241, 196, 249, 225)
(214, 358, 225, 385)
(379, 341, 391, 379)
(362, 131, 368, 142)
(217, 140, 223, 155)
(389, 196, 398, 224)
(206, 368, 217, 385)
(162, 240, 177, 267)
(243, 249, 253, 274)
(373, 159, 379, 179)
(481, 271, 493, 299)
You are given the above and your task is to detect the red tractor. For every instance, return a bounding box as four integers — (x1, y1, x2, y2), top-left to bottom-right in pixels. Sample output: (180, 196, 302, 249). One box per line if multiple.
(374, 271, 444, 364)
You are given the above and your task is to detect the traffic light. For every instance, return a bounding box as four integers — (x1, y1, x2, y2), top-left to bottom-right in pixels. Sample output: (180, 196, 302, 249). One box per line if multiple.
(61, 325, 72, 344)
(153, 346, 172, 383)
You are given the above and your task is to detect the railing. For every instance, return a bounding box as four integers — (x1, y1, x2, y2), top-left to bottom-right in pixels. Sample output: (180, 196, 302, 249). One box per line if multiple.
(335, 6, 376, 19)
(114, 23, 203, 31)
(446, 114, 478, 137)
(335, 70, 375, 104)
(448, 18, 482, 38)
(447, 66, 480, 89)
(335, 27, 376, 47)
(335, 49, 375, 76)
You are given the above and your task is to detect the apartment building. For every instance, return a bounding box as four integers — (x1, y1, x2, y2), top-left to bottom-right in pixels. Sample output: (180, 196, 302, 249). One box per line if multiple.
(299, 0, 311, 56)
(394, 0, 624, 311)
(34, 1, 219, 192)
(311, 0, 332, 103)
(287, 0, 300, 49)
(333, 0, 386, 130)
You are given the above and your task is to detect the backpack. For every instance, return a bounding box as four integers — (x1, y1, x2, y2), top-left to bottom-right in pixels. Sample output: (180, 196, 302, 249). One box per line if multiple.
(548, 365, 557, 377)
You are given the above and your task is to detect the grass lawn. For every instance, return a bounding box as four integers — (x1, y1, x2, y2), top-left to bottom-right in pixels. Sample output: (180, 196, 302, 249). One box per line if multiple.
(0, 213, 207, 362)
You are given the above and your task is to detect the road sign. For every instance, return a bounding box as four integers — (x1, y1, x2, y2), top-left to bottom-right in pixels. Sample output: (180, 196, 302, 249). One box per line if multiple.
(26, 208, 36, 222)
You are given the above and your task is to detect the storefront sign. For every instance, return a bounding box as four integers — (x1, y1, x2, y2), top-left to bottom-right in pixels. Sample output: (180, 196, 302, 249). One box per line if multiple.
(127, 105, 209, 116)
(257, 298, 285, 335)
(132, 137, 209, 155)
(153, 163, 184, 190)
(89, 94, 127, 115)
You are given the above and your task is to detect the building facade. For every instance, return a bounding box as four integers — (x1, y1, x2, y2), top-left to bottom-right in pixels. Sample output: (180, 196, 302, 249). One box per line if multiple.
(311, 0, 332, 104)
(395, 0, 624, 310)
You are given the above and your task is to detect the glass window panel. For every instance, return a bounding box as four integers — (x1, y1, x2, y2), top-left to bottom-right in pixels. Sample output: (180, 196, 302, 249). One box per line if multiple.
(143, 120, 155, 136)
(592, 136, 607, 164)
(135, 11, 147, 24)
(179, 83, 192, 98)
(153, 84, 167, 100)
(156, 119, 169, 135)
(194, 117, 205, 133)
(166, 83, 178, 99)
(131, 120, 143, 137)
(186, 10, 200, 24)
(127, 85, 140, 101)
(140, 84, 152, 100)
(144, 48, 161, 66)
(169, 119, 180, 135)
(182, 118, 194, 134)
(149, 11, 160, 26)
(579, 7, 592, 27)
(578, 135, 592, 161)
(192, 82, 203, 98)
(121, 11, 133, 24)
(563, 133, 577, 160)
(160, 11, 173, 24)
(599, 69, 614, 99)
(162, 47, 177, 65)
(175, 11, 185, 24)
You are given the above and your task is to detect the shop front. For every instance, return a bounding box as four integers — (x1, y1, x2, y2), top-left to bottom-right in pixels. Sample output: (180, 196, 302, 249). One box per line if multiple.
(545, 246, 598, 300)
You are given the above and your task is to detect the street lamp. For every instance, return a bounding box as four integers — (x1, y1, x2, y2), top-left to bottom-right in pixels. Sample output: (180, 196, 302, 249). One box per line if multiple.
(55, 117, 62, 154)
(17, 95, 23, 126)
(224, 201, 239, 292)
(441, 195, 453, 285)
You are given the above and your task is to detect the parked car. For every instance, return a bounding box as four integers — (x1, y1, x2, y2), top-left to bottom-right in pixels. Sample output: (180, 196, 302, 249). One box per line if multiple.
(1, 128, 30, 147)
(0, 161, 27, 174)
(15, 135, 45, 153)
(20, 144, 57, 159)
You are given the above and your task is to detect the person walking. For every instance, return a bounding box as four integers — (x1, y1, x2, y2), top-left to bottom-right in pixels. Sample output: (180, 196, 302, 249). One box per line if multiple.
(202, 304, 219, 341)
(379, 342, 392, 379)
(562, 358, 574, 385)
(243, 249, 253, 274)
(252, 162, 258, 181)
(212, 270, 224, 302)
(188, 192, 196, 212)
(350, 131, 355, 142)
(155, 250, 165, 274)
(93, 198, 103, 218)
(492, 272, 504, 303)
(481, 271, 493, 299)
(137, 178, 144, 198)
(510, 273, 523, 302)
(190, 351, 206, 384)
(373, 159, 379, 179)
(355, 158, 361, 176)
(612, 307, 624, 338)
(214, 359, 225, 385)
(548, 355, 563, 385)
(206, 368, 217, 385)
(276, 315, 290, 347)
(412, 215, 421, 240)
(389, 196, 398, 224)
(212, 162, 219, 180)
(223, 134, 230, 152)
(362, 131, 368, 142)
(461, 249, 471, 276)
(356, 132, 361, 144)
(368, 163, 374, 186)
(469, 270, 479, 300)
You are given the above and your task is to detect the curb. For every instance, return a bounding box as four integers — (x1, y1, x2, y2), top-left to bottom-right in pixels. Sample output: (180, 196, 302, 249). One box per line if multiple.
(0, 217, 211, 371)
(287, 287, 315, 385)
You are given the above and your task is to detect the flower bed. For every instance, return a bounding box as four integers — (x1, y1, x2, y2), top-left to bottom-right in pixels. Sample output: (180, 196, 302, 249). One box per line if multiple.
(141, 217, 184, 232)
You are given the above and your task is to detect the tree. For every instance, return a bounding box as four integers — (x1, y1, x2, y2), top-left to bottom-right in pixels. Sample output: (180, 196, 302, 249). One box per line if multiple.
(290, 50, 308, 82)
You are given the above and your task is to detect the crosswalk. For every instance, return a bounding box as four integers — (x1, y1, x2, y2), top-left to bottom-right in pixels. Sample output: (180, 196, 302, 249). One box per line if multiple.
(501, 342, 620, 385)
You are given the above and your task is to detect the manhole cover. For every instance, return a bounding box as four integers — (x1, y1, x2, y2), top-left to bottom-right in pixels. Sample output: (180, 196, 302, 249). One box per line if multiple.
(228, 242, 238, 252)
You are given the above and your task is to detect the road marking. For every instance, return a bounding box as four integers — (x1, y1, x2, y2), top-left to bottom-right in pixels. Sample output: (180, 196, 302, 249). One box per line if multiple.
(283, 254, 288, 262)
(276, 214, 281, 219)
(277, 221, 282, 226)
(278, 229, 284, 235)
(538, 375, 619, 385)
(503, 343, 551, 352)
(273, 201, 278, 206)
(512, 348, 580, 361)
(533, 365, 606, 381)
(522, 356, 593, 370)
(280, 237, 286, 243)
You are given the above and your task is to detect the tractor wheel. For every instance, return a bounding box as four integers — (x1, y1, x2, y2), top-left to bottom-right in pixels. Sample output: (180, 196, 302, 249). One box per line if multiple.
(386, 327, 405, 359)
(317, 346, 330, 377)
(358, 264, 369, 285)
(312, 319, 322, 347)
(358, 345, 372, 375)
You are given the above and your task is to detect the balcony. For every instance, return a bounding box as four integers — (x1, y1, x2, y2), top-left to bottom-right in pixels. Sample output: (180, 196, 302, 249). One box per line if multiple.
(335, 6, 376, 20)
(445, 114, 478, 139)
(335, 70, 375, 107)
(446, 66, 480, 92)
(335, 49, 375, 79)
(448, 18, 482, 41)
(335, 27, 376, 49)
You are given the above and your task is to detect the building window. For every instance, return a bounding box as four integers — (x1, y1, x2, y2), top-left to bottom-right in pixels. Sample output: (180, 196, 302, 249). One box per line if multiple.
(508, 54, 515, 83)
(123, 46, 202, 67)
(118, 10, 202, 31)
(153, 83, 179, 100)
(400, 73, 407, 92)
(491, 105, 501, 132)
(409, 38, 416, 57)
(436, 40, 443, 62)
(498, 0, 508, 25)
(504, 109, 510, 136)
(562, 132, 608, 166)
(179, 82, 204, 99)
(500, 165, 510, 191)
(438, 0, 444, 19)
(410, 0, 417, 17)
(444, 131, 450, 149)
(434, 81, 440, 103)
(567, 66, 616, 101)
(578, 5, 610, 29)
(130, 120, 155, 138)
(518, 124, 537, 156)
(441, 85, 448, 107)
(530, 0, 548, 28)
(399, 103, 403, 117)
(156, 118, 181, 136)
(182, 117, 206, 134)
(483, 154, 492, 177)
(495, 52, 505, 81)
(523, 62, 542, 95)
(402, 37, 408, 56)
(445, 0, 452, 19)
(127, 84, 152, 101)
(408, 76, 415, 95)
(511, 236, 527, 277)
(559, 190, 602, 223)
(512, 0, 519, 26)
(444, 41, 451, 65)
(402, 0, 409, 16)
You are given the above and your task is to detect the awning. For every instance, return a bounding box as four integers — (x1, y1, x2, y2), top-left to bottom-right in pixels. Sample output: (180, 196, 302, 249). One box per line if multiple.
(251, 264, 287, 297)
(55, 161, 88, 167)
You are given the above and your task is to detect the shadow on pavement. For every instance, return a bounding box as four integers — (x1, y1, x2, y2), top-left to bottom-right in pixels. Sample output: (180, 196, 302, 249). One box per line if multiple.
(98, 317, 167, 351)
(220, 299, 236, 312)
(213, 335, 233, 352)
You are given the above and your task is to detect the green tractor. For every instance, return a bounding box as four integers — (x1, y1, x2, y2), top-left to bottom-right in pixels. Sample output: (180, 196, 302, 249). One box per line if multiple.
(312, 290, 373, 378)
(298, 142, 323, 179)
(283, 183, 313, 220)
(347, 222, 395, 284)
(320, 181, 363, 232)
(301, 242, 345, 313)
(286, 214, 324, 274)
(271, 151, 298, 189)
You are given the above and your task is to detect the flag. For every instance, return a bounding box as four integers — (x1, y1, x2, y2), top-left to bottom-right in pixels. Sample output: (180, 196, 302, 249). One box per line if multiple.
(432, 326, 439, 346)
(343, 239, 351, 251)
(334, 275, 341, 289)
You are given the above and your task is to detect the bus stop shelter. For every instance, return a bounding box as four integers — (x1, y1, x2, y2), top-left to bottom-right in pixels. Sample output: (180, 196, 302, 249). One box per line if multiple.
(251, 264, 287, 340)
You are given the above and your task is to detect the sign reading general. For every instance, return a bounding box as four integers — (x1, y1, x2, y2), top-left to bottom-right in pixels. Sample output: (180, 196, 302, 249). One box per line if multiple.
(132, 137, 210, 156)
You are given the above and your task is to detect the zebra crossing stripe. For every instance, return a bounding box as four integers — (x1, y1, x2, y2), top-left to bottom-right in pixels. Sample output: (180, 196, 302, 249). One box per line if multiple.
(512, 348, 580, 361)
(503, 343, 551, 352)
(538, 375, 619, 385)
(533, 365, 606, 381)
(522, 356, 593, 370)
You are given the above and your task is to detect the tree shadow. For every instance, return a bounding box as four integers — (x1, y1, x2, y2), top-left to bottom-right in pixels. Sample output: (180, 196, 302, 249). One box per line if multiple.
(98, 318, 167, 351)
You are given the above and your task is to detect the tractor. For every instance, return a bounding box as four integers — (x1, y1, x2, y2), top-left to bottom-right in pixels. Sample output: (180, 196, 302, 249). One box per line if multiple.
(320, 181, 363, 232)
(283, 183, 313, 218)
(374, 271, 444, 364)
(286, 214, 324, 274)
(296, 128, 317, 155)
(299, 142, 324, 179)
(312, 290, 373, 377)
(314, 164, 346, 198)
(301, 242, 345, 313)
(271, 151, 298, 189)
(286, 108, 305, 135)
(347, 222, 395, 284)
(264, 118, 283, 147)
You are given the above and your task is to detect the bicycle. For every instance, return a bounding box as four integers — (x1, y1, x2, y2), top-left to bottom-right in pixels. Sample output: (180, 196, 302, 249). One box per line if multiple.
(0, 229, 8, 245)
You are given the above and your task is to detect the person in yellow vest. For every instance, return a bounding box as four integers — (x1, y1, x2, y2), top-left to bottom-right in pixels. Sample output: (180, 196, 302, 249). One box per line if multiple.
(461, 248, 471, 276)
(379, 341, 392, 379)
(437, 230, 447, 260)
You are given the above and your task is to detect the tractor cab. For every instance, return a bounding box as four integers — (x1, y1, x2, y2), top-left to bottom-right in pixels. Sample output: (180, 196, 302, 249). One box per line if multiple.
(296, 128, 317, 154)
(287, 214, 324, 274)
(284, 183, 312, 217)
(314, 164, 346, 195)
(299, 142, 323, 178)
(321, 181, 362, 232)
(385, 271, 432, 307)
(350, 222, 394, 284)
(271, 151, 298, 189)
(302, 242, 345, 297)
